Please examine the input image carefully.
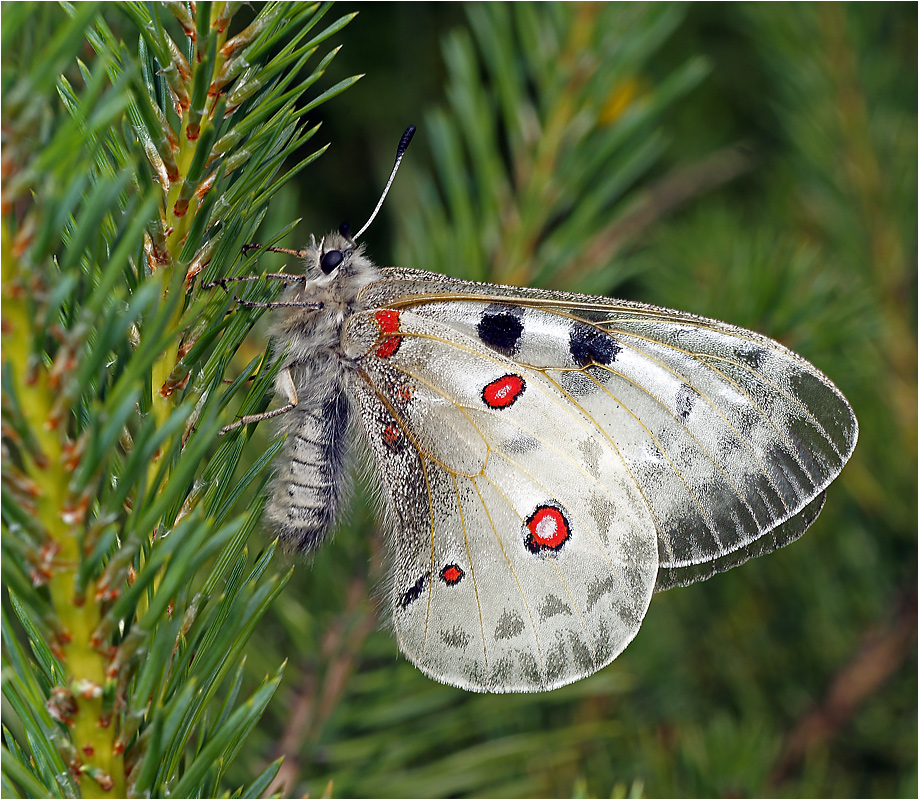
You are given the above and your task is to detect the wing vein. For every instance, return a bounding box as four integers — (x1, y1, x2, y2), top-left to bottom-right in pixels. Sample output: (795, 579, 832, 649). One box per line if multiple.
(452, 472, 488, 674)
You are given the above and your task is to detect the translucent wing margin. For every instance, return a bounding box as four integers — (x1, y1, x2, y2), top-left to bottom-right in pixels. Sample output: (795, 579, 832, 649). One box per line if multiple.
(654, 491, 826, 592)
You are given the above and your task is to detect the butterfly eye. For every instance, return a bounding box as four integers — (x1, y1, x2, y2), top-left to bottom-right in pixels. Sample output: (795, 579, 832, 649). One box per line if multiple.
(320, 249, 344, 274)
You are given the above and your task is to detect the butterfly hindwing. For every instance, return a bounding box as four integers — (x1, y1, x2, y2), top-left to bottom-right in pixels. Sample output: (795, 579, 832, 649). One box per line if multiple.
(345, 308, 659, 692)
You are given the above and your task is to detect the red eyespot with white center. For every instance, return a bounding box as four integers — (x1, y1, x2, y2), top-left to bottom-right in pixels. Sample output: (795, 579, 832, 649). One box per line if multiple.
(375, 309, 402, 358)
(524, 505, 571, 553)
(482, 374, 525, 409)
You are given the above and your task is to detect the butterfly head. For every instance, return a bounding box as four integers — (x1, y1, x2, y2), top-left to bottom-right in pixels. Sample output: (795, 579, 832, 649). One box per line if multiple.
(297, 229, 379, 302)
(295, 125, 416, 297)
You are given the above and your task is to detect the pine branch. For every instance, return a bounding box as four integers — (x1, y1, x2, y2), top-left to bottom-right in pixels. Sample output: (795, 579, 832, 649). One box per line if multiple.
(1, 3, 357, 796)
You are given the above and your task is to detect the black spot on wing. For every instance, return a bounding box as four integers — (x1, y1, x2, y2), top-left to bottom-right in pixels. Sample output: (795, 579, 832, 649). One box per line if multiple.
(737, 344, 767, 370)
(477, 307, 524, 357)
(569, 323, 621, 367)
(676, 383, 699, 422)
(399, 574, 426, 609)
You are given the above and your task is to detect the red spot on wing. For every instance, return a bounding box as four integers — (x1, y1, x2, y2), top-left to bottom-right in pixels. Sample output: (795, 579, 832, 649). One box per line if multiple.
(376, 337, 402, 358)
(439, 564, 465, 584)
(525, 505, 571, 552)
(482, 374, 525, 409)
(375, 309, 401, 332)
(381, 422, 404, 452)
(374, 309, 402, 358)
(396, 383, 415, 403)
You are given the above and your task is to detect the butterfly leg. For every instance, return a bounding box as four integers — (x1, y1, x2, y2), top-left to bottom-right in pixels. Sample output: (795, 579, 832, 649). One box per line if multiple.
(202, 273, 307, 292)
(202, 274, 319, 309)
(220, 367, 298, 434)
(202, 274, 317, 310)
(242, 243, 309, 259)
(202, 275, 263, 292)
(232, 297, 323, 310)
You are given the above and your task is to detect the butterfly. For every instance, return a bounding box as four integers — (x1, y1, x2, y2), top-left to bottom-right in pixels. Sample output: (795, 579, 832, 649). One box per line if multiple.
(207, 127, 858, 693)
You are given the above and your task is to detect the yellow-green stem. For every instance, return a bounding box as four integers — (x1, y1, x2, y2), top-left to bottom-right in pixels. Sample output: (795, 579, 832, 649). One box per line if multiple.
(2, 226, 125, 797)
(152, 2, 230, 429)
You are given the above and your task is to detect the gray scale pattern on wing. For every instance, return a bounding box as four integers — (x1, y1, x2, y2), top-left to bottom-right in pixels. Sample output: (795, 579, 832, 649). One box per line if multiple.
(654, 492, 827, 592)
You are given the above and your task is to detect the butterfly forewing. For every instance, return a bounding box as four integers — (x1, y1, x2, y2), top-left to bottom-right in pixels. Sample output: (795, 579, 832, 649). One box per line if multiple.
(356, 270, 858, 578)
(654, 491, 827, 592)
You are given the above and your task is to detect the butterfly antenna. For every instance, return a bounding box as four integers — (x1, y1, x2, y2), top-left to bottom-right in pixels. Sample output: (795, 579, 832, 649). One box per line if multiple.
(351, 125, 416, 242)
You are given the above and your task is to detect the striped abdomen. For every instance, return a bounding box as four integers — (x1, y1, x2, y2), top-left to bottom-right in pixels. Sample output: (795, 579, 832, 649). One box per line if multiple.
(264, 382, 350, 552)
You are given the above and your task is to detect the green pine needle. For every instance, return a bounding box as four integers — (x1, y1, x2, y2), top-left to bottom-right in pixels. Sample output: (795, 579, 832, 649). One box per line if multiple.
(2, 3, 356, 796)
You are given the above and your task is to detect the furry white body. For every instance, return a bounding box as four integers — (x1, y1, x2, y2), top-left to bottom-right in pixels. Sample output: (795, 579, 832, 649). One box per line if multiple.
(263, 232, 379, 552)
(255, 230, 857, 693)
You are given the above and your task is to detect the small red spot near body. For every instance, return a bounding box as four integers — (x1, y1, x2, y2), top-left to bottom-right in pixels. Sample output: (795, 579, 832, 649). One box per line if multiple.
(375, 310, 403, 358)
(482, 374, 525, 409)
(525, 505, 570, 552)
(82, 745, 95, 758)
(396, 383, 415, 403)
(383, 424, 400, 445)
(375, 309, 401, 333)
(376, 336, 402, 359)
(440, 564, 464, 584)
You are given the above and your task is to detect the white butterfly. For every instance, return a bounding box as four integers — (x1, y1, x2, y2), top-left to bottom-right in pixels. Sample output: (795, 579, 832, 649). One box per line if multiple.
(209, 128, 857, 693)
